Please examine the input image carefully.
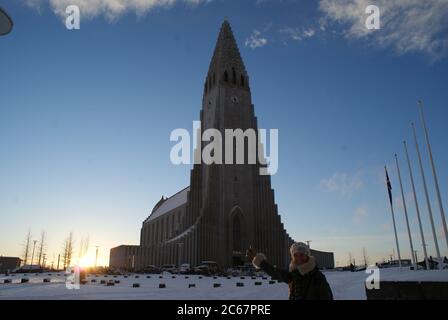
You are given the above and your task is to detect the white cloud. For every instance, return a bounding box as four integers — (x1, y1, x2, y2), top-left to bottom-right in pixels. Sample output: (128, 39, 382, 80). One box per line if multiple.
(393, 191, 414, 211)
(23, 0, 209, 20)
(353, 205, 368, 225)
(23, 0, 46, 13)
(280, 27, 315, 41)
(320, 171, 364, 197)
(318, 0, 448, 61)
(245, 30, 268, 49)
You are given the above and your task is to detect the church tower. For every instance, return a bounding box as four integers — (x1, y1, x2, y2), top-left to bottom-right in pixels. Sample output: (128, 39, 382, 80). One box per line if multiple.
(181, 20, 293, 268)
(110, 20, 335, 272)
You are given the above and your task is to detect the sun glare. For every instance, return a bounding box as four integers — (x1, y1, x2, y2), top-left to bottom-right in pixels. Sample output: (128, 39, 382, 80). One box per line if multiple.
(78, 255, 95, 268)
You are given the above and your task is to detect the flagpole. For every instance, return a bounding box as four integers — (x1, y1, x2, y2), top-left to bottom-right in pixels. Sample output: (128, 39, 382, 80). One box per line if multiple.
(385, 166, 402, 269)
(404, 140, 429, 270)
(412, 122, 442, 269)
(417, 100, 448, 252)
(395, 154, 416, 269)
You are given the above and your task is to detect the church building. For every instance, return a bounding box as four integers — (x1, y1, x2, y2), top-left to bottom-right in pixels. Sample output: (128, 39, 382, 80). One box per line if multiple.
(109, 20, 334, 271)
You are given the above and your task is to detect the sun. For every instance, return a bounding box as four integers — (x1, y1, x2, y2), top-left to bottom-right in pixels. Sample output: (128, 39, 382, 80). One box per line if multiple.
(78, 255, 95, 268)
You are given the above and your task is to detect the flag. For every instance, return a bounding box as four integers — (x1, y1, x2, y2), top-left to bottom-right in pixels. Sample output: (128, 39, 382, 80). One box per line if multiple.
(385, 166, 393, 206)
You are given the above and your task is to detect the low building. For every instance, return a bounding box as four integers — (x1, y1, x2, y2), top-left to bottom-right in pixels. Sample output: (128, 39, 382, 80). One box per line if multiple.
(109, 245, 140, 271)
(0, 256, 21, 273)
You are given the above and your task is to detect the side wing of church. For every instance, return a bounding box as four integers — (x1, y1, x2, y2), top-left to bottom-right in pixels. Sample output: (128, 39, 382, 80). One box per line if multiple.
(110, 21, 334, 271)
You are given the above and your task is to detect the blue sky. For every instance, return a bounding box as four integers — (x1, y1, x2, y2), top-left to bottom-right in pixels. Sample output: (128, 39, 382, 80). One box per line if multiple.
(1, 0, 448, 267)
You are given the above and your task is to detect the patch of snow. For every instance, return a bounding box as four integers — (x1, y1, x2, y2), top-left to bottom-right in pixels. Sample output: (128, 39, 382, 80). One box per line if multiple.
(146, 187, 189, 222)
(0, 268, 447, 300)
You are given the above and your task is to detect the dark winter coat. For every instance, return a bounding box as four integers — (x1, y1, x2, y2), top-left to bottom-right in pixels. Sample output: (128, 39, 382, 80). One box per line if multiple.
(260, 257, 333, 300)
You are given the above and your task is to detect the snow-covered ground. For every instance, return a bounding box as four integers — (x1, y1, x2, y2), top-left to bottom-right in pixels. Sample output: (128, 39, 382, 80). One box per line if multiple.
(327, 268, 448, 300)
(0, 268, 447, 300)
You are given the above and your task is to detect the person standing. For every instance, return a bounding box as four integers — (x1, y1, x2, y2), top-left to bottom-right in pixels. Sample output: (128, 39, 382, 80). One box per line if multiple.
(249, 242, 333, 300)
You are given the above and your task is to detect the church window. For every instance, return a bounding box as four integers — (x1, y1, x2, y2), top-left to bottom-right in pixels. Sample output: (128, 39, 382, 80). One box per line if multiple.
(241, 75, 245, 87)
(232, 68, 236, 84)
(224, 70, 228, 82)
(232, 213, 242, 251)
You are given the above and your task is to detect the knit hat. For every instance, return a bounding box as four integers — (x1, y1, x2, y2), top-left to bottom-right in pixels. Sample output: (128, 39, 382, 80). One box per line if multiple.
(290, 242, 310, 257)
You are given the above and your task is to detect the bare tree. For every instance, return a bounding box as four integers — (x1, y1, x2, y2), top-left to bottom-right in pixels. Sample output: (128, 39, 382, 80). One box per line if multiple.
(62, 241, 67, 269)
(37, 230, 46, 267)
(22, 229, 32, 266)
(77, 237, 84, 261)
(83, 235, 90, 257)
(78, 235, 90, 261)
(362, 247, 369, 267)
(62, 232, 74, 269)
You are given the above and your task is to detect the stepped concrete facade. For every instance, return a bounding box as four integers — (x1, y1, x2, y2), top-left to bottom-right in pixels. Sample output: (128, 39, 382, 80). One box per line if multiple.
(110, 21, 334, 271)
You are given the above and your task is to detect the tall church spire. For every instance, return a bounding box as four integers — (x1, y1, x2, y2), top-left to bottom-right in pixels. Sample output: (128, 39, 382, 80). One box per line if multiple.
(204, 20, 249, 93)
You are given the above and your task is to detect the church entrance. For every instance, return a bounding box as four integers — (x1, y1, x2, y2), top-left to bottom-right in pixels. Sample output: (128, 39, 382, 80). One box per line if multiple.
(231, 209, 244, 267)
(232, 255, 243, 267)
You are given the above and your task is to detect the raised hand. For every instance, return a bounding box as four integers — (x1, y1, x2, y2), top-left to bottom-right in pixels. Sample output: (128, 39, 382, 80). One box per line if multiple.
(246, 245, 256, 260)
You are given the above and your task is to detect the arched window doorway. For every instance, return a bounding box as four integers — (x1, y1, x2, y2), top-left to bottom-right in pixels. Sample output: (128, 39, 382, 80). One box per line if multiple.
(231, 208, 244, 266)
(233, 214, 241, 252)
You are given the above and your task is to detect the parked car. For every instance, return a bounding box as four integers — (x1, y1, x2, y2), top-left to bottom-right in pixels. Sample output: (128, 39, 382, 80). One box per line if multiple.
(12, 265, 44, 274)
(200, 261, 219, 274)
(229, 263, 256, 276)
(242, 263, 257, 275)
(140, 265, 161, 274)
(179, 263, 191, 274)
(194, 265, 211, 276)
(160, 264, 178, 274)
(228, 267, 243, 277)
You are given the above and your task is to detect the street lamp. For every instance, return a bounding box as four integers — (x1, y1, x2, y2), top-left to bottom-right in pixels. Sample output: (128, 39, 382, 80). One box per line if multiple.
(30, 240, 37, 267)
(95, 246, 99, 268)
(0, 7, 13, 36)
